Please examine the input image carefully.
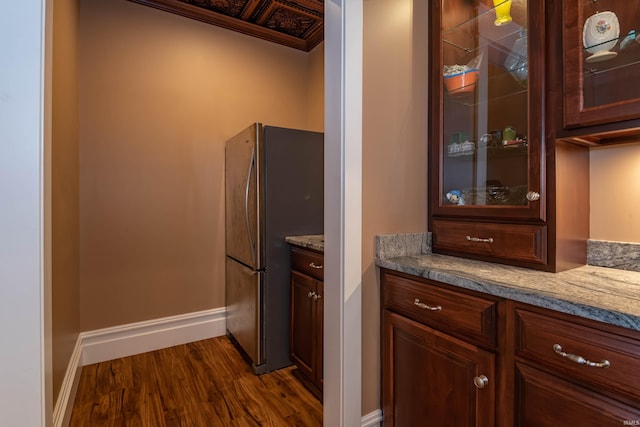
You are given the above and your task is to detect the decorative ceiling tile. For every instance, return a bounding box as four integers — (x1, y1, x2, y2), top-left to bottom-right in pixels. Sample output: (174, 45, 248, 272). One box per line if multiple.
(128, 0, 324, 51)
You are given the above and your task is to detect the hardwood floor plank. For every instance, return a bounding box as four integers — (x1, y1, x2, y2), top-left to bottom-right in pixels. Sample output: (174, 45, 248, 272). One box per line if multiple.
(69, 336, 322, 426)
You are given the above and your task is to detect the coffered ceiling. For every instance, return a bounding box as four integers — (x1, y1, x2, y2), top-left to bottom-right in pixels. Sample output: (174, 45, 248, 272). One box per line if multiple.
(128, 0, 324, 52)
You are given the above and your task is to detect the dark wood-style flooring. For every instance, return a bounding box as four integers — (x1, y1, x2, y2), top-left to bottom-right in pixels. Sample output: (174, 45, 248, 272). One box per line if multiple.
(70, 336, 323, 426)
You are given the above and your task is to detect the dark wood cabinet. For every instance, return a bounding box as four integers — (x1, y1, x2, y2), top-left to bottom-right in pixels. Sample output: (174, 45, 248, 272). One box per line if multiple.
(381, 269, 500, 427)
(513, 304, 640, 425)
(515, 362, 639, 426)
(381, 268, 640, 426)
(429, 0, 590, 272)
(558, 0, 640, 144)
(289, 246, 323, 398)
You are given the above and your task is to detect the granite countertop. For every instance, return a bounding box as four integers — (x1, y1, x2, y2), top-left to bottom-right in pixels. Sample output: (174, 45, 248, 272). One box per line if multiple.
(375, 233, 640, 331)
(285, 235, 324, 253)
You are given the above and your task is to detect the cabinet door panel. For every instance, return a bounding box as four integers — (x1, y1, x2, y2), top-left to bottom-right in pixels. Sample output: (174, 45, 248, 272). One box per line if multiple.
(290, 271, 316, 380)
(563, 0, 640, 127)
(431, 0, 545, 221)
(515, 362, 640, 426)
(382, 310, 495, 427)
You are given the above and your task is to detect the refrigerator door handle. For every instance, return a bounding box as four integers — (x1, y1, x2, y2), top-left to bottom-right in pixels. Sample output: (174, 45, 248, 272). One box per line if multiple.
(244, 149, 257, 266)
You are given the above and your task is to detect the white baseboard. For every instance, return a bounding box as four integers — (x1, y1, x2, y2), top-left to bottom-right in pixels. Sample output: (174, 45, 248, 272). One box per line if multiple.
(52, 337, 83, 427)
(54, 308, 378, 427)
(53, 307, 226, 426)
(361, 409, 383, 427)
(81, 307, 226, 365)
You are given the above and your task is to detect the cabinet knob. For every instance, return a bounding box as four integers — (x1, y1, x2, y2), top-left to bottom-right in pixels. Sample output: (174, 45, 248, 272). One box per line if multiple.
(473, 375, 489, 389)
(313, 293, 322, 300)
(308, 291, 316, 299)
(526, 191, 541, 201)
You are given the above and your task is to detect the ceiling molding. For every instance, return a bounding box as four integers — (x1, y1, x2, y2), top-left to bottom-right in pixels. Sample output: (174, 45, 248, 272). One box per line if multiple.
(128, 0, 324, 52)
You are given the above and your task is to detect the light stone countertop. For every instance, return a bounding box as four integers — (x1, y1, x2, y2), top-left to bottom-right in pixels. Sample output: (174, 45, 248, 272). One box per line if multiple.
(284, 235, 324, 253)
(376, 253, 640, 331)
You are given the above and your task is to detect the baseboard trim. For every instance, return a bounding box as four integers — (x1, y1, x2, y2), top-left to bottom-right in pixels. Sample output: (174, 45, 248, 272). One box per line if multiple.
(55, 308, 378, 427)
(361, 409, 383, 427)
(54, 307, 226, 425)
(52, 336, 83, 427)
(81, 307, 226, 365)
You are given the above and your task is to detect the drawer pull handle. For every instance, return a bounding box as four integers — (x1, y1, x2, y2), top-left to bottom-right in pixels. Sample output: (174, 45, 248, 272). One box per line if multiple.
(309, 262, 323, 269)
(466, 235, 494, 243)
(413, 298, 442, 311)
(307, 291, 321, 300)
(552, 344, 611, 368)
(473, 375, 489, 389)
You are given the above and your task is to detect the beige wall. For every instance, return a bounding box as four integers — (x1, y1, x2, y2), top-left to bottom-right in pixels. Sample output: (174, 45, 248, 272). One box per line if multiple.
(590, 142, 640, 243)
(307, 42, 325, 132)
(52, 0, 80, 403)
(78, 0, 322, 330)
(362, 0, 429, 414)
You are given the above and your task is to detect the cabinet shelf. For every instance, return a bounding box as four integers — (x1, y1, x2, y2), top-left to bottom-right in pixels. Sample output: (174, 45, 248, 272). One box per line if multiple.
(583, 42, 640, 76)
(446, 86, 527, 107)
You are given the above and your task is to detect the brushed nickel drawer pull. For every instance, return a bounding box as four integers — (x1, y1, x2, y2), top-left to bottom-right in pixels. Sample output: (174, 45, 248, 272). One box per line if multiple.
(466, 235, 494, 243)
(552, 344, 611, 368)
(473, 375, 489, 389)
(309, 262, 323, 269)
(413, 298, 442, 311)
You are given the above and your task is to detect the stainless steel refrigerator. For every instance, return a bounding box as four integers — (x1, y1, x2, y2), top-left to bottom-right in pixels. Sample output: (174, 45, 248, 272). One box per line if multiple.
(225, 123, 323, 374)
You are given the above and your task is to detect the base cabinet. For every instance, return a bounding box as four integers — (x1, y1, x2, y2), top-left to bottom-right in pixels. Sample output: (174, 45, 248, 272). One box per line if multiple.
(515, 362, 639, 427)
(383, 311, 495, 427)
(290, 247, 323, 398)
(381, 269, 499, 427)
(381, 268, 640, 426)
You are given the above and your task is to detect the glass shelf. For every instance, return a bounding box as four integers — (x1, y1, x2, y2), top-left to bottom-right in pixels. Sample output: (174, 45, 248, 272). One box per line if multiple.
(440, 0, 531, 209)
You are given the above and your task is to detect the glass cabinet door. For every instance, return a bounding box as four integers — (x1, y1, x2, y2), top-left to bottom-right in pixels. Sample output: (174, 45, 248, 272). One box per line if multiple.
(432, 0, 543, 219)
(564, 0, 640, 127)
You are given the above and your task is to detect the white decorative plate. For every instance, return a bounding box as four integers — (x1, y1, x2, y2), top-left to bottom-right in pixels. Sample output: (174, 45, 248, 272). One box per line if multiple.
(583, 11, 620, 63)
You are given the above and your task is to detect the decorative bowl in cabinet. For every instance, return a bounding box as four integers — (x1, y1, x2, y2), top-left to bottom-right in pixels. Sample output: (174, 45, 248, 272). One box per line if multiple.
(583, 11, 620, 63)
(443, 69, 479, 96)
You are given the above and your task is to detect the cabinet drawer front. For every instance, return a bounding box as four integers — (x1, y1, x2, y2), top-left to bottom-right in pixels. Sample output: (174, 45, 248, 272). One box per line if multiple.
(382, 271, 498, 347)
(291, 247, 324, 281)
(432, 220, 547, 265)
(515, 308, 640, 402)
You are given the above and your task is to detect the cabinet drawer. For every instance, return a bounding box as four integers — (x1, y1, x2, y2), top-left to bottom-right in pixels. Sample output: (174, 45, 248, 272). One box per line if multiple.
(515, 307, 640, 402)
(291, 247, 324, 281)
(432, 219, 547, 265)
(382, 270, 498, 347)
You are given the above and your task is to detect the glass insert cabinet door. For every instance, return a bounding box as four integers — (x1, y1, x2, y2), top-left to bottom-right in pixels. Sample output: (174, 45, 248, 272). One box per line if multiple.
(563, 0, 640, 127)
(432, 0, 544, 220)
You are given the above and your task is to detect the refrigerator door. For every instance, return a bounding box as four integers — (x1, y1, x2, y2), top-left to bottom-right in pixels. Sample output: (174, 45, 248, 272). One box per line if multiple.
(225, 123, 263, 270)
(225, 257, 263, 366)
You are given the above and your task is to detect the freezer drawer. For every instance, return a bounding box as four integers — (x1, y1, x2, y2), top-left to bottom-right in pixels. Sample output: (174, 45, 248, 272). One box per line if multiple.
(225, 257, 263, 366)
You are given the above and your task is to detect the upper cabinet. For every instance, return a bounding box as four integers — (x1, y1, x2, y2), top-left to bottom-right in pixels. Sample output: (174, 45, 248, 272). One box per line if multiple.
(560, 0, 640, 144)
(431, 0, 543, 221)
(429, 0, 590, 272)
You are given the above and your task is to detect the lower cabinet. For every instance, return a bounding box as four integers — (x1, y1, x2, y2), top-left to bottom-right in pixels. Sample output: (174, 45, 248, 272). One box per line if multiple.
(515, 362, 639, 426)
(383, 310, 495, 427)
(381, 268, 640, 427)
(381, 269, 499, 427)
(513, 304, 640, 426)
(290, 247, 323, 399)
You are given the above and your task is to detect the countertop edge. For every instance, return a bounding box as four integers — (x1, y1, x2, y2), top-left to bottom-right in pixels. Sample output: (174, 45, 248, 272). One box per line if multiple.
(376, 256, 640, 332)
(284, 235, 324, 253)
